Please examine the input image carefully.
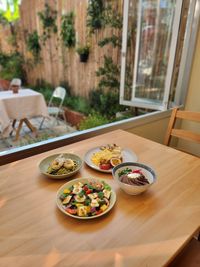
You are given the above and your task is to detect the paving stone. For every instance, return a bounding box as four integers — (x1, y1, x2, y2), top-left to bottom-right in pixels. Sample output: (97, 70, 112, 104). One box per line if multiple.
(0, 117, 76, 153)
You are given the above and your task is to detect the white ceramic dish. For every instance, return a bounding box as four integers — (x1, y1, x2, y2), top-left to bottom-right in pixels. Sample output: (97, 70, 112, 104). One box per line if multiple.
(39, 153, 82, 179)
(112, 162, 156, 195)
(56, 178, 116, 219)
(84, 147, 138, 173)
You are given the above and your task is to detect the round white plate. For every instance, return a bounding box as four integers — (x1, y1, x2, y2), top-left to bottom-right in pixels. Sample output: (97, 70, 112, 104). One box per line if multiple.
(84, 147, 138, 173)
(56, 178, 116, 219)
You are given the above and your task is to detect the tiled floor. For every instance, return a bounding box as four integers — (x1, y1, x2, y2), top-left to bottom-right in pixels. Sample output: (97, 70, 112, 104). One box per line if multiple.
(0, 117, 77, 153)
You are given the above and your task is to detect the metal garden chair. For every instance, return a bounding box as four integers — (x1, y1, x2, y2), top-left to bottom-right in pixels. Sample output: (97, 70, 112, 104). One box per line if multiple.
(40, 86, 66, 129)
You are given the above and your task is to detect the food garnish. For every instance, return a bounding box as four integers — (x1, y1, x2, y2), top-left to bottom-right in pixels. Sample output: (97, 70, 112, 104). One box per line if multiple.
(110, 157, 122, 167)
(91, 144, 122, 170)
(47, 154, 78, 175)
(59, 180, 112, 217)
(118, 168, 149, 186)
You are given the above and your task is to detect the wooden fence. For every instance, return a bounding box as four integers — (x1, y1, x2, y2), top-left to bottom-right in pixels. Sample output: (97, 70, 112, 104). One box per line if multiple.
(0, 0, 123, 97)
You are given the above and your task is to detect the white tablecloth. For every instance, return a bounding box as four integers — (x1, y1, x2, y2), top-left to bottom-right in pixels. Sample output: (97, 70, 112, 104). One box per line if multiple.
(0, 89, 48, 137)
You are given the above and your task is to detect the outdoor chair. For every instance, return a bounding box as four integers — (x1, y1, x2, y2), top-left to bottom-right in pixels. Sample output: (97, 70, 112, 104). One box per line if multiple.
(0, 79, 10, 91)
(164, 107, 200, 153)
(40, 86, 66, 129)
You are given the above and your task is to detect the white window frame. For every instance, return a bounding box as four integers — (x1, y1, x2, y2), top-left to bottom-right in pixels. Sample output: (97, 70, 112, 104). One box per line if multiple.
(120, 0, 199, 111)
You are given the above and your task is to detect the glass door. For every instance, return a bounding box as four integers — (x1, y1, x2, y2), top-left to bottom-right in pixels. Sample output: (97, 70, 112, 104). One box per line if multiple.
(120, 0, 184, 110)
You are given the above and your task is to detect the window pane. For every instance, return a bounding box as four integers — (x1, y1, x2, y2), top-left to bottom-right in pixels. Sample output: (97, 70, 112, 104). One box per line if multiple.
(133, 0, 176, 102)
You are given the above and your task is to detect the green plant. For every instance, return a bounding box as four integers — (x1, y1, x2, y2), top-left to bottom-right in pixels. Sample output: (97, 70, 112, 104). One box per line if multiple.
(103, 5, 122, 29)
(89, 88, 126, 118)
(96, 55, 120, 91)
(79, 112, 109, 130)
(61, 12, 76, 48)
(98, 35, 121, 48)
(0, 51, 26, 82)
(31, 79, 54, 102)
(59, 80, 71, 96)
(76, 45, 90, 55)
(97, 4, 122, 48)
(0, 0, 20, 23)
(0, 0, 20, 46)
(87, 0, 104, 32)
(0, 12, 8, 25)
(26, 31, 41, 63)
(64, 95, 91, 115)
(38, 3, 57, 43)
(76, 45, 90, 62)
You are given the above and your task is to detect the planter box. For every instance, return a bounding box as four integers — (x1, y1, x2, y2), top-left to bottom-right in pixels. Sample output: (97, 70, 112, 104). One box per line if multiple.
(63, 107, 85, 127)
(0, 79, 10, 91)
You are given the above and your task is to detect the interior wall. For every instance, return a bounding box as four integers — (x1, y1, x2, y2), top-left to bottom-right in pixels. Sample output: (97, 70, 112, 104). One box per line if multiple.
(127, 117, 170, 144)
(177, 26, 200, 157)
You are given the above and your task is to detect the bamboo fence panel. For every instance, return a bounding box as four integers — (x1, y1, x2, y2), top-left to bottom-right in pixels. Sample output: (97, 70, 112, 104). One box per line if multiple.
(0, 24, 14, 53)
(3, 0, 122, 97)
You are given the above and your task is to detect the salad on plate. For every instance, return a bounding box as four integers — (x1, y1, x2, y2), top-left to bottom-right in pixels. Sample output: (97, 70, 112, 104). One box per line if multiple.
(58, 179, 114, 218)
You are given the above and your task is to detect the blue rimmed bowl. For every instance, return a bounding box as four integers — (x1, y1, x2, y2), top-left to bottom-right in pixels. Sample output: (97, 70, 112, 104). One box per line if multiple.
(112, 162, 156, 195)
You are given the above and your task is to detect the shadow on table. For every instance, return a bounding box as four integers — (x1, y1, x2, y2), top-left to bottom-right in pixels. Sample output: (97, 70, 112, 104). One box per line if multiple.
(55, 202, 117, 233)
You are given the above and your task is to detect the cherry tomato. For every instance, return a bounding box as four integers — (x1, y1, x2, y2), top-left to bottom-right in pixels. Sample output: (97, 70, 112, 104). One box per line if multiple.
(83, 185, 88, 191)
(96, 210, 102, 215)
(132, 169, 142, 174)
(66, 208, 77, 215)
(86, 189, 92, 194)
(99, 163, 111, 170)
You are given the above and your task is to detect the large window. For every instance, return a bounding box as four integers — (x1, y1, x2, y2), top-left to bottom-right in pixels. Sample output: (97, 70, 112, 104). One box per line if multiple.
(0, 0, 199, 163)
(120, 0, 199, 110)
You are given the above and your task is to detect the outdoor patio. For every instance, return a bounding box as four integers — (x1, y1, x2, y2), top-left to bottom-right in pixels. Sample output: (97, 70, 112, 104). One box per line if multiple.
(0, 117, 76, 152)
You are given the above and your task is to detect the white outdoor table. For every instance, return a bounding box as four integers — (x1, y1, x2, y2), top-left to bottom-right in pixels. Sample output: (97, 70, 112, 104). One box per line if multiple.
(0, 89, 48, 140)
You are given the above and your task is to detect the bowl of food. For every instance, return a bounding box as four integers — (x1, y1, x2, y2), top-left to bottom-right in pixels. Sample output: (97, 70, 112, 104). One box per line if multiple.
(112, 162, 156, 195)
(56, 178, 116, 219)
(39, 153, 82, 179)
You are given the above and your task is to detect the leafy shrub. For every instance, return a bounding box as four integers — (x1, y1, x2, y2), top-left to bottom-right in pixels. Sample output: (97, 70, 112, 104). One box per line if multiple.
(26, 31, 41, 62)
(79, 112, 109, 130)
(96, 56, 120, 91)
(89, 88, 126, 118)
(31, 79, 54, 102)
(0, 51, 26, 82)
(61, 12, 76, 48)
(59, 80, 71, 96)
(64, 95, 91, 115)
(32, 80, 90, 114)
(38, 3, 57, 43)
(76, 45, 90, 56)
(87, 0, 104, 32)
(98, 35, 121, 48)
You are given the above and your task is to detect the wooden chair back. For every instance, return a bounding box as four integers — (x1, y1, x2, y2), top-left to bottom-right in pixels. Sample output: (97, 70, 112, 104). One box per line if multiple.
(164, 108, 200, 146)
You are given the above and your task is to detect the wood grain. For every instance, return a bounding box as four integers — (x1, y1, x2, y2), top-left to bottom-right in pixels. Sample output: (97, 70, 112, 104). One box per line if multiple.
(164, 108, 178, 145)
(164, 108, 200, 146)
(9, 0, 122, 97)
(0, 130, 200, 267)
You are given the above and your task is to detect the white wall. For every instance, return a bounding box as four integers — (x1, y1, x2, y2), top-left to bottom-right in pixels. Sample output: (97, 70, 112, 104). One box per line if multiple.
(177, 26, 200, 157)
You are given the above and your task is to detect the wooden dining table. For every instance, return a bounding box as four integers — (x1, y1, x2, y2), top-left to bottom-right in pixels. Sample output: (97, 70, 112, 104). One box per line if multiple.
(0, 129, 199, 267)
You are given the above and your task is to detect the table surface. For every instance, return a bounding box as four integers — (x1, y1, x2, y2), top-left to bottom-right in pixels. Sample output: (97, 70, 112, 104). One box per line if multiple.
(0, 130, 200, 267)
(0, 89, 42, 99)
